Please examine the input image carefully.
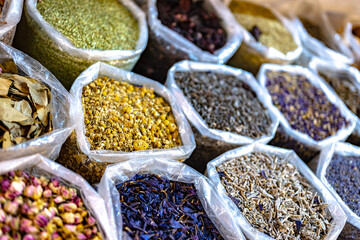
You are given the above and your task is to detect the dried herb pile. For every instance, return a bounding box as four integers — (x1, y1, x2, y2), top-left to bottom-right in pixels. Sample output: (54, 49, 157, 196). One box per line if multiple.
(157, 0, 226, 53)
(229, 0, 297, 54)
(174, 71, 272, 139)
(82, 77, 181, 152)
(117, 174, 224, 239)
(0, 170, 102, 239)
(217, 153, 332, 239)
(266, 70, 349, 141)
(326, 155, 360, 215)
(0, 67, 52, 149)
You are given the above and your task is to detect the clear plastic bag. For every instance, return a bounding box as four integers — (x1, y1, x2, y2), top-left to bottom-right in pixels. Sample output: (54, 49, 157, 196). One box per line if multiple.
(97, 157, 246, 240)
(70, 62, 195, 163)
(14, 0, 148, 89)
(0, 0, 23, 45)
(257, 64, 357, 162)
(133, 0, 243, 82)
(226, 0, 303, 74)
(0, 154, 113, 239)
(206, 143, 347, 240)
(314, 142, 360, 230)
(0, 42, 73, 161)
(344, 17, 360, 64)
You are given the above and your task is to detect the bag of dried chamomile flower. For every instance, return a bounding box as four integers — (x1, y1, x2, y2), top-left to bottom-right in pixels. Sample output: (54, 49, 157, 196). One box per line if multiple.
(98, 157, 246, 240)
(257, 64, 357, 162)
(0, 42, 72, 161)
(132, 0, 243, 83)
(14, 0, 148, 90)
(165, 60, 279, 172)
(0, 0, 23, 45)
(0, 154, 113, 239)
(70, 62, 195, 166)
(206, 143, 347, 240)
(225, 0, 302, 75)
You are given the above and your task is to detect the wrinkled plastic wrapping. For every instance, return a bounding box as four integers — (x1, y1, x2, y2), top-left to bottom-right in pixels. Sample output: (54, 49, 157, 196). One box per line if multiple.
(14, 0, 148, 89)
(258, 64, 357, 161)
(97, 158, 246, 240)
(206, 143, 347, 240)
(70, 62, 195, 163)
(0, 0, 23, 45)
(0, 154, 113, 239)
(0, 43, 73, 161)
(226, 0, 303, 74)
(315, 142, 360, 230)
(133, 0, 242, 82)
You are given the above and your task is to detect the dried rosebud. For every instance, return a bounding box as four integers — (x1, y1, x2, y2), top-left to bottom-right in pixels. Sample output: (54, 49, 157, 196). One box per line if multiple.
(52, 216, 63, 227)
(24, 185, 36, 197)
(40, 231, 50, 240)
(0, 209, 5, 222)
(1, 179, 10, 191)
(0, 236, 9, 240)
(62, 212, 75, 224)
(77, 233, 87, 240)
(23, 234, 36, 240)
(31, 177, 41, 186)
(27, 207, 39, 217)
(60, 186, 72, 199)
(9, 180, 25, 197)
(59, 202, 77, 212)
(32, 185, 43, 200)
(73, 196, 83, 207)
(84, 228, 93, 238)
(35, 214, 49, 227)
(12, 233, 21, 240)
(43, 189, 52, 198)
(51, 232, 61, 240)
(87, 216, 96, 226)
(64, 224, 77, 233)
(4, 201, 19, 215)
(1, 225, 10, 234)
(0, 196, 6, 204)
(10, 216, 20, 230)
(53, 196, 64, 204)
(23, 225, 39, 234)
(20, 218, 33, 231)
(92, 226, 98, 234)
(74, 213, 83, 224)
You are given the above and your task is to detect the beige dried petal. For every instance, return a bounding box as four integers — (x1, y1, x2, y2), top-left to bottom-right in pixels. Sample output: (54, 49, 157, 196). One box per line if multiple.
(14, 100, 33, 117)
(29, 82, 49, 107)
(2, 131, 12, 149)
(0, 77, 12, 96)
(35, 106, 49, 127)
(0, 102, 31, 122)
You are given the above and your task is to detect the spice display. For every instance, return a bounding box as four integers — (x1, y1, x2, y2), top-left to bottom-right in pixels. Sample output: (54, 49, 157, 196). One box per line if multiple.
(0, 71, 52, 149)
(352, 25, 360, 44)
(217, 152, 332, 239)
(82, 76, 181, 151)
(117, 173, 224, 239)
(0, 170, 102, 239)
(174, 72, 272, 138)
(266, 70, 349, 141)
(326, 155, 360, 215)
(229, 1, 297, 54)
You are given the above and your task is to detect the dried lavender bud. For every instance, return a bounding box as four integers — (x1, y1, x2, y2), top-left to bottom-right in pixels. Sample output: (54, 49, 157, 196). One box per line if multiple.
(117, 174, 224, 239)
(175, 71, 272, 139)
(266, 70, 349, 141)
(326, 155, 360, 215)
(217, 152, 332, 239)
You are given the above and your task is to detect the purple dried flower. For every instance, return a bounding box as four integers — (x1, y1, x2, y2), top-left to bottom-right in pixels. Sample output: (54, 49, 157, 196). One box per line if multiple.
(0, 209, 5, 222)
(0, 236, 9, 240)
(4, 201, 19, 215)
(23, 234, 36, 240)
(77, 233, 87, 240)
(87, 216, 96, 226)
(42, 189, 52, 198)
(20, 218, 33, 231)
(64, 224, 76, 233)
(31, 177, 41, 186)
(35, 214, 49, 227)
(23, 185, 35, 197)
(1, 179, 10, 191)
(54, 196, 64, 204)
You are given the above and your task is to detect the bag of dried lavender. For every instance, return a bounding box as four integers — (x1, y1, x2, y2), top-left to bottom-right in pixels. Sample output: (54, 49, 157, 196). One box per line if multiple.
(315, 142, 360, 232)
(226, 0, 303, 75)
(257, 64, 357, 162)
(132, 0, 242, 82)
(70, 61, 195, 165)
(0, 154, 112, 239)
(0, 0, 22, 45)
(0, 42, 73, 161)
(14, 0, 148, 90)
(206, 143, 347, 240)
(98, 157, 246, 240)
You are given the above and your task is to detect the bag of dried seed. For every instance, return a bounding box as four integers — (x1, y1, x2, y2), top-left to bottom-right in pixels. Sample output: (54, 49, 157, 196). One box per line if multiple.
(206, 143, 347, 240)
(258, 63, 357, 162)
(0, 154, 112, 239)
(165, 60, 279, 173)
(132, 0, 242, 83)
(225, 0, 302, 75)
(0, 0, 23, 45)
(14, 0, 148, 90)
(98, 157, 246, 240)
(71, 62, 195, 165)
(0, 42, 72, 161)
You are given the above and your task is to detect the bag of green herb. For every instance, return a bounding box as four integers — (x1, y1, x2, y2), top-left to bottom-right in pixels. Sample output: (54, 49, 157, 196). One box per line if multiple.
(0, 42, 72, 161)
(0, 0, 23, 45)
(132, 0, 243, 83)
(206, 143, 347, 240)
(313, 142, 360, 235)
(14, 0, 148, 90)
(308, 57, 360, 146)
(257, 64, 357, 162)
(98, 157, 246, 240)
(225, 0, 302, 75)
(0, 154, 112, 239)
(165, 60, 279, 173)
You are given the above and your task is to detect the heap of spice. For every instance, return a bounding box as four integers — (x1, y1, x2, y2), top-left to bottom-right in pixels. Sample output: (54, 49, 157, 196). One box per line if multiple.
(157, 0, 226, 53)
(265, 70, 349, 141)
(217, 152, 332, 239)
(82, 77, 181, 152)
(0, 170, 102, 239)
(326, 155, 360, 216)
(0, 69, 52, 149)
(229, 0, 297, 54)
(174, 72, 272, 139)
(117, 173, 224, 239)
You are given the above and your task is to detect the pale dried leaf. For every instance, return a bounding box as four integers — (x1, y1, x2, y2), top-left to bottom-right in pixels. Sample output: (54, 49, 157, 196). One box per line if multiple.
(29, 82, 49, 107)
(2, 130, 12, 149)
(0, 102, 31, 122)
(0, 77, 12, 96)
(2, 121, 21, 137)
(14, 100, 33, 117)
(35, 107, 49, 127)
(0, 97, 14, 105)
